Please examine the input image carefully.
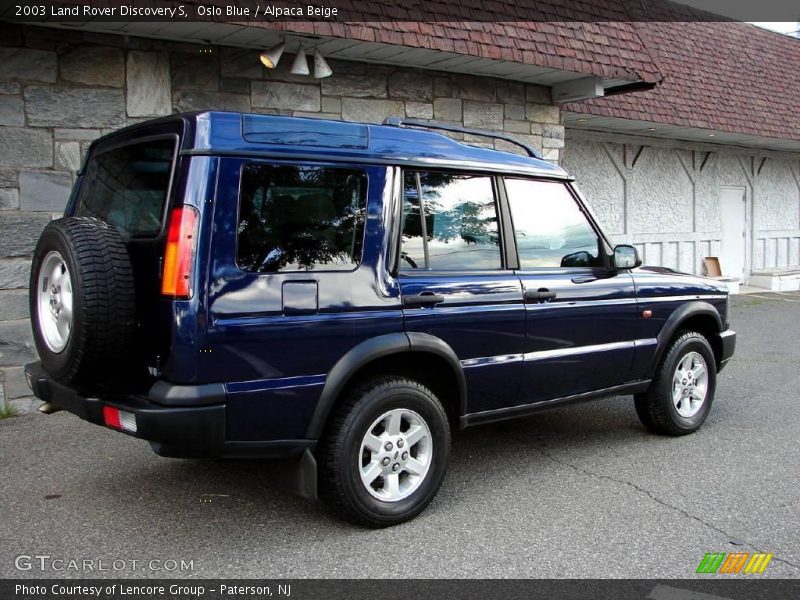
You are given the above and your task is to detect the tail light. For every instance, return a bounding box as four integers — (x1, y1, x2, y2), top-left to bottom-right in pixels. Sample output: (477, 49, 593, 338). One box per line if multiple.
(161, 206, 199, 298)
(102, 406, 137, 434)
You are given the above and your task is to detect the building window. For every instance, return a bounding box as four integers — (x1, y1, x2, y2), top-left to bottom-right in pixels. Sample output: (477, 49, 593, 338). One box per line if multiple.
(237, 164, 367, 273)
(401, 171, 502, 271)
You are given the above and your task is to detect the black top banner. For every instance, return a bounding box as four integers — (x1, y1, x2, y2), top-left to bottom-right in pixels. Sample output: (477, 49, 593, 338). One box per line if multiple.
(1, 0, 799, 23)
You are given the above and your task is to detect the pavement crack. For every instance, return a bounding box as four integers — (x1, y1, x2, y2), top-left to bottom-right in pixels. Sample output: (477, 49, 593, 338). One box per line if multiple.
(531, 444, 800, 572)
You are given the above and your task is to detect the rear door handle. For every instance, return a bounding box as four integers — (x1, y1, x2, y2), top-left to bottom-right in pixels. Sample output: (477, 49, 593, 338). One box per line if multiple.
(403, 292, 445, 307)
(524, 288, 557, 302)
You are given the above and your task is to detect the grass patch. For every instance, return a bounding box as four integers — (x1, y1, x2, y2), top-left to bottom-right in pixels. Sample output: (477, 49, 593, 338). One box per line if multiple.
(734, 298, 765, 307)
(0, 403, 19, 419)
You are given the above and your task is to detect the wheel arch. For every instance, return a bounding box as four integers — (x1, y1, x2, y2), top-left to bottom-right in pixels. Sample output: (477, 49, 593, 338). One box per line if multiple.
(306, 332, 467, 439)
(648, 301, 723, 377)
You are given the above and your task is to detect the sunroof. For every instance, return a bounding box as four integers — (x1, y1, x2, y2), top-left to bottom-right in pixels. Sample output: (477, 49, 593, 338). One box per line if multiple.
(242, 114, 369, 149)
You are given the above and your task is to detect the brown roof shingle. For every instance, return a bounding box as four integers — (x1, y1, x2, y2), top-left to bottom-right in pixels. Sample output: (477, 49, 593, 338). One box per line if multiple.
(252, 20, 662, 84)
(566, 21, 800, 141)
(179, 0, 663, 84)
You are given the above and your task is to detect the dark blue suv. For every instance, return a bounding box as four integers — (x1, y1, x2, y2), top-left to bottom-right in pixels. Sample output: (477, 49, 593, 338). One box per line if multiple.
(26, 112, 736, 526)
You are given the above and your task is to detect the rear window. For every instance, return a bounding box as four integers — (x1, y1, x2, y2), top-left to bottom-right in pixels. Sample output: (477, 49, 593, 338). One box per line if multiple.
(237, 164, 367, 273)
(75, 138, 176, 238)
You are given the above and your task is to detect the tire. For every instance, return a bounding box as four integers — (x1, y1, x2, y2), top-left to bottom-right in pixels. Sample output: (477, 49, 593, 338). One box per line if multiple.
(634, 331, 717, 436)
(317, 376, 451, 527)
(29, 217, 136, 385)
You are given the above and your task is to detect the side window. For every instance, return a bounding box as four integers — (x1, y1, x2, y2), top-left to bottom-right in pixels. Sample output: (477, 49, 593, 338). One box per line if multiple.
(237, 164, 367, 273)
(401, 171, 502, 271)
(505, 178, 602, 269)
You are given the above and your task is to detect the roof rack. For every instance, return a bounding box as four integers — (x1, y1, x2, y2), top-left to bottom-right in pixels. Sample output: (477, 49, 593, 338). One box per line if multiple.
(382, 116, 543, 159)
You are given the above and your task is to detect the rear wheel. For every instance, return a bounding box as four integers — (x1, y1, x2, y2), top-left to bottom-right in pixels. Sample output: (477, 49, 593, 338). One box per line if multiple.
(29, 217, 136, 385)
(317, 376, 450, 527)
(635, 331, 716, 436)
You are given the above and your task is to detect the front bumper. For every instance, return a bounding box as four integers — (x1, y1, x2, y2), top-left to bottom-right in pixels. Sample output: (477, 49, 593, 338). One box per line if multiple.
(24, 362, 312, 459)
(716, 329, 736, 371)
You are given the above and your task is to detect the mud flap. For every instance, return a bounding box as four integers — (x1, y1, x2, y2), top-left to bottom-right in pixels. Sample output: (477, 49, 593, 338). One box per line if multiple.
(293, 448, 318, 500)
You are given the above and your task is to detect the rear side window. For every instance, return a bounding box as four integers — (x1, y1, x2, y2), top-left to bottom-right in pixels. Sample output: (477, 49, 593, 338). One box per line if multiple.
(237, 164, 367, 273)
(75, 138, 176, 238)
(400, 171, 502, 271)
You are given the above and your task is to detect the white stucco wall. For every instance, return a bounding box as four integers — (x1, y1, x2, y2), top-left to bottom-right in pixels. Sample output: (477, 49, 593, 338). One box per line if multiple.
(560, 140, 625, 235)
(563, 131, 800, 280)
(627, 147, 695, 235)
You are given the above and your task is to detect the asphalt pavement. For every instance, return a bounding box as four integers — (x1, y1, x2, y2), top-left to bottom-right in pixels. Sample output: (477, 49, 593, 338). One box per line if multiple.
(1, 291, 798, 579)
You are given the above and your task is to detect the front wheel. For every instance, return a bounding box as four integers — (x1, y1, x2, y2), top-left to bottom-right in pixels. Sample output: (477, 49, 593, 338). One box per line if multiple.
(635, 331, 717, 436)
(317, 377, 451, 527)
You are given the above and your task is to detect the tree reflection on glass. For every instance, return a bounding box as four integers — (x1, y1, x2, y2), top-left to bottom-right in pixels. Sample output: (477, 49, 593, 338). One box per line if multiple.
(401, 172, 501, 270)
(237, 165, 367, 273)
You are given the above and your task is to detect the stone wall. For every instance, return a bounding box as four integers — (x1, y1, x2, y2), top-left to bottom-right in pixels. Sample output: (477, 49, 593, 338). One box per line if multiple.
(0, 24, 565, 412)
(563, 130, 800, 280)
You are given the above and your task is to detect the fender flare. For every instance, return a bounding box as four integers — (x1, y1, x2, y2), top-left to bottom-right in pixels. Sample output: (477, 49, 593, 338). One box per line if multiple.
(305, 332, 467, 439)
(406, 331, 468, 417)
(648, 301, 722, 378)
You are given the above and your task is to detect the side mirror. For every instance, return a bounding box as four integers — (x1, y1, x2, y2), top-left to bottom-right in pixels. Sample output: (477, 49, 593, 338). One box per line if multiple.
(560, 251, 593, 268)
(613, 244, 641, 269)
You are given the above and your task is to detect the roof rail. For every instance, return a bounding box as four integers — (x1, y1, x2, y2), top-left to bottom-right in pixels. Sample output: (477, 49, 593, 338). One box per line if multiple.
(382, 116, 543, 159)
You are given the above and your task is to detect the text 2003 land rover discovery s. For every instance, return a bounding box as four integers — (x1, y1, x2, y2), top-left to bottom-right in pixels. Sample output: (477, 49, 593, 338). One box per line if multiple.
(26, 112, 736, 527)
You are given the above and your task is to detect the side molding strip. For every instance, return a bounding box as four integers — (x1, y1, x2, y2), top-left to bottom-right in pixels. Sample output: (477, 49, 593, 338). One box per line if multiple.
(523, 340, 636, 362)
(461, 338, 658, 367)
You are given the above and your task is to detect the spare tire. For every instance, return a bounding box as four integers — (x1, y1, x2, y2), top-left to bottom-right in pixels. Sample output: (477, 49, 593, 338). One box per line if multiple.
(29, 217, 136, 385)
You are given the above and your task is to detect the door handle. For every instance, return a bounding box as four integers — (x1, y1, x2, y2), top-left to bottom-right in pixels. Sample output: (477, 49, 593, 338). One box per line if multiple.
(571, 275, 597, 284)
(403, 292, 445, 307)
(524, 288, 557, 302)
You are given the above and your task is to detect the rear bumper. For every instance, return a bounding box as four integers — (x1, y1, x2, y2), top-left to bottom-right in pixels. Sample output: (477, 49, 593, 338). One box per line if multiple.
(715, 329, 736, 371)
(24, 362, 313, 459)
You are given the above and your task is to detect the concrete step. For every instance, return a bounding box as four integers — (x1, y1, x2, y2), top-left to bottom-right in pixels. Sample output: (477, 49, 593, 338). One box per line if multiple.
(749, 269, 800, 292)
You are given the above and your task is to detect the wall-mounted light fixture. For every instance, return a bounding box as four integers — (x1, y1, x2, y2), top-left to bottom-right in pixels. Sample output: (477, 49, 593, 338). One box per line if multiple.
(259, 39, 333, 78)
(313, 49, 332, 78)
(259, 40, 285, 69)
(290, 47, 310, 75)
